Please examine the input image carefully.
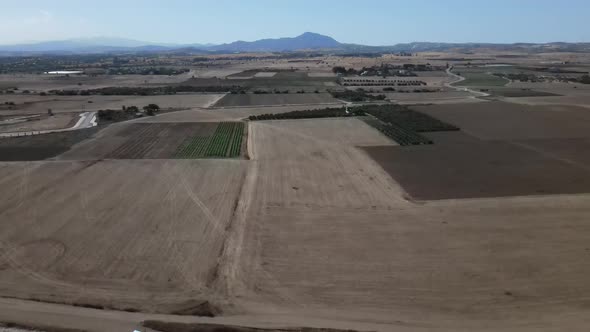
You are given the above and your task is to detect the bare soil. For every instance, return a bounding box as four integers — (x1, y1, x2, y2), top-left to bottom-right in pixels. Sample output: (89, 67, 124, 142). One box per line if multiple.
(212, 93, 341, 107)
(228, 117, 590, 330)
(412, 101, 590, 140)
(0, 127, 99, 161)
(0, 321, 85, 332)
(363, 131, 590, 200)
(143, 321, 361, 332)
(0, 94, 225, 116)
(1, 53, 590, 332)
(59, 122, 231, 160)
(0, 159, 247, 313)
(0, 114, 77, 133)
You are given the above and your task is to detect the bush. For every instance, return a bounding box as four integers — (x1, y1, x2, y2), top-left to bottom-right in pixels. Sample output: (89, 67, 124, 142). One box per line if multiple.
(329, 89, 386, 102)
(58, 85, 244, 96)
(143, 104, 160, 116)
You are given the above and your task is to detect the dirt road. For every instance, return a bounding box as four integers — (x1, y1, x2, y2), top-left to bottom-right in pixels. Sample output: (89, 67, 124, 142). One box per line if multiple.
(0, 111, 96, 138)
(445, 67, 490, 97)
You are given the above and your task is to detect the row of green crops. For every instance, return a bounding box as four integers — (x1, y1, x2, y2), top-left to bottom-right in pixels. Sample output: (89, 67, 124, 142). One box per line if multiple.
(249, 107, 358, 121)
(175, 136, 210, 158)
(174, 122, 245, 158)
(205, 122, 235, 157)
(228, 121, 244, 157)
(363, 118, 432, 146)
(248, 104, 458, 146)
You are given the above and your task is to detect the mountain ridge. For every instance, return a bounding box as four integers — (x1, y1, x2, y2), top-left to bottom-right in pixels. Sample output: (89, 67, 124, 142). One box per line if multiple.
(1, 33, 589, 55)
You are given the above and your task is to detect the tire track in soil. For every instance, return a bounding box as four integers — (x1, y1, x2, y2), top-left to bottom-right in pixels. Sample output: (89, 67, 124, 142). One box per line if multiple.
(210, 121, 261, 300)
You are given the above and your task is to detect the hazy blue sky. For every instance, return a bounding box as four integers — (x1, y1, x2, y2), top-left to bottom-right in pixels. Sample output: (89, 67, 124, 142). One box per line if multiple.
(1, 0, 589, 45)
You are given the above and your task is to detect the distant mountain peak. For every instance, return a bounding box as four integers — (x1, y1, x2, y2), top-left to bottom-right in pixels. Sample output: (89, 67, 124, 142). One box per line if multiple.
(1, 33, 589, 55)
(210, 32, 341, 52)
(300, 32, 324, 37)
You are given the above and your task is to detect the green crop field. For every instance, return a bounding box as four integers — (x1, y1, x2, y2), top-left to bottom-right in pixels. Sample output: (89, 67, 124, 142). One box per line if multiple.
(175, 122, 245, 159)
(452, 69, 509, 87)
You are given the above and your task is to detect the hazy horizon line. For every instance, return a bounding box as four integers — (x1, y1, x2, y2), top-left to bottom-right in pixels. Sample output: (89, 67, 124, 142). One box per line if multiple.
(1, 33, 589, 48)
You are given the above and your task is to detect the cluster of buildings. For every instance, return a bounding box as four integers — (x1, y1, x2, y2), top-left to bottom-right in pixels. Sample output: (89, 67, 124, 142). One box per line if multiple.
(338, 77, 427, 86)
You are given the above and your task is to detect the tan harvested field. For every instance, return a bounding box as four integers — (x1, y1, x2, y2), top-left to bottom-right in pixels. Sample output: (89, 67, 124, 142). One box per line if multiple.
(221, 117, 590, 330)
(212, 93, 342, 108)
(193, 69, 248, 78)
(253, 72, 276, 78)
(0, 72, 195, 92)
(496, 82, 590, 108)
(0, 114, 590, 331)
(381, 90, 478, 104)
(0, 114, 76, 133)
(132, 104, 352, 123)
(2, 51, 590, 332)
(307, 72, 337, 78)
(0, 158, 247, 313)
(0, 94, 225, 116)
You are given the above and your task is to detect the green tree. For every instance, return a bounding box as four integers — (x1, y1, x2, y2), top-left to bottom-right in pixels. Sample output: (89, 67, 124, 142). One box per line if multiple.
(143, 104, 160, 116)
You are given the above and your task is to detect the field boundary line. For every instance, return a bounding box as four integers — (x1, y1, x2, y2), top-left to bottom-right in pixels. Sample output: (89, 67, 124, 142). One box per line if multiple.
(210, 101, 345, 109)
(212, 123, 257, 297)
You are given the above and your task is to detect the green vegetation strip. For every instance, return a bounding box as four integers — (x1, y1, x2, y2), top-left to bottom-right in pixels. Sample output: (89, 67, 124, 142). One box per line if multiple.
(452, 70, 508, 87)
(174, 122, 245, 159)
(175, 137, 211, 158)
(249, 107, 355, 121)
(363, 118, 432, 145)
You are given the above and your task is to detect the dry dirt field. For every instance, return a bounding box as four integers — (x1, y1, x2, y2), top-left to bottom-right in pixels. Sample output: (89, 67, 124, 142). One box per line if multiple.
(412, 101, 590, 140)
(131, 104, 351, 123)
(0, 114, 76, 133)
(212, 93, 342, 107)
(221, 117, 590, 331)
(0, 128, 99, 161)
(0, 94, 225, 116)
(363, 131, 590, 199)
(0, 158, 247, 313)
(498, 82, 590, 108)
(0, 72, 195, 92)
(0, 112, 590, 332)
(381, 90, 477, 104)
(2, 52, 590, 332)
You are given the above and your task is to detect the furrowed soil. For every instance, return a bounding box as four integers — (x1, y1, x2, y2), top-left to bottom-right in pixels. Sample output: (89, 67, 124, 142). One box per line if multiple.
(411, 101, 590, 140)
(1, 113, 590, 331)
(0, 94, 225, 116)
(212, 93, 341, 107)
(225, 117, 590, 331)
(0, 158, 247, 313)
(363, 131, 590, 200)
(0, 127, 100, 161)
(58, 122, 245, 160)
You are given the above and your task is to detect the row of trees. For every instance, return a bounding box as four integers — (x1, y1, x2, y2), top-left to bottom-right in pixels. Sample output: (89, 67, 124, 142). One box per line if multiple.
(249, 107, 360, 121)
(97, 104, 160, 122)
(107, 67, 190, 76)
(329, 89, 386, 102)
(47, 85, 243, 96)
(248, 104, 459, 146)
(359, 104, 459, 133)
(333, 64, 441, 77)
